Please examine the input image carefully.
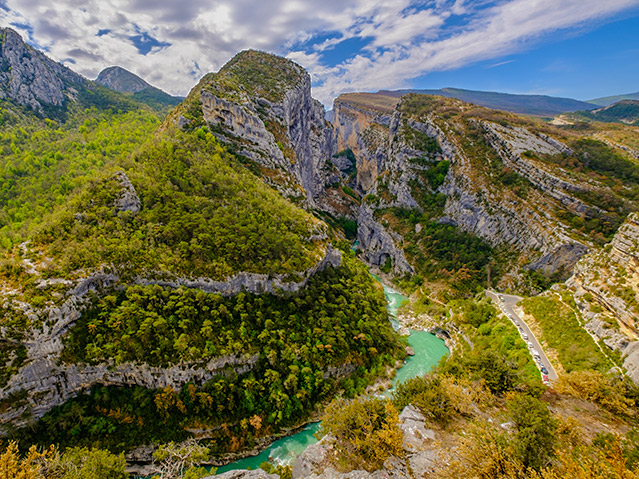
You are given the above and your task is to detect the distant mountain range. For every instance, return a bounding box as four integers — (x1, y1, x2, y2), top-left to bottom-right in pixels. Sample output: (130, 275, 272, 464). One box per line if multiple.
(588, 91, 639, 107)
(95, 66, 182, 111)
(376, 87, 597, 117)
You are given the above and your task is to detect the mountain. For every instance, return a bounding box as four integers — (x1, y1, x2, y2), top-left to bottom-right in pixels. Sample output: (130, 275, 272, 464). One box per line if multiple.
(589, 90, 639, 106)
(95, 65, 182, 111)
(168, 49, 340, 209)
(0, 28, 142, 120)
(95, 65, 153, 93)
(571, 99, 639, 126)
(0, 48, 401, 460)
(376, 87, 597, 117)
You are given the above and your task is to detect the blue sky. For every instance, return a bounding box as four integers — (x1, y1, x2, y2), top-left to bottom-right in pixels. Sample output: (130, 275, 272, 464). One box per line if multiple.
(1, 0, 638, 105)
(405, 14, 639, 101)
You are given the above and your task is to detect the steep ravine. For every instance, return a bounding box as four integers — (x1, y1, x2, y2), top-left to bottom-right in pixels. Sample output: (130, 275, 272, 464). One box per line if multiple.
(330, 94, 591, 278)
(213, 276, 448, 476)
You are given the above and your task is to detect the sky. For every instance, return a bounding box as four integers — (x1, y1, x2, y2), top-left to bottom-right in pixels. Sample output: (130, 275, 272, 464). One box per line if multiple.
(1, 0, 638, 106)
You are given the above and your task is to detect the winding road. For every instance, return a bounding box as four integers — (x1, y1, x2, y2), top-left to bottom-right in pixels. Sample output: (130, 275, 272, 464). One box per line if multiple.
(485, 291, 558, 383)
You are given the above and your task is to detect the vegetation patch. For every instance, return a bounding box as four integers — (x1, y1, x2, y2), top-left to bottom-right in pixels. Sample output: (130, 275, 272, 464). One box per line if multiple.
(521, 295, 612, 373)
(34, 129, 323, 280)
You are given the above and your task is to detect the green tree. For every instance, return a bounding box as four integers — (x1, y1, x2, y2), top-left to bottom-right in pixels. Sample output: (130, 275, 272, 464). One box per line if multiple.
(508, 394, 557, 471)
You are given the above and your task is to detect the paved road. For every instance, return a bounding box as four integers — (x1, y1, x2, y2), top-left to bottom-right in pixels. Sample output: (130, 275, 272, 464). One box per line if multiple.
(485, 291, 558, 383)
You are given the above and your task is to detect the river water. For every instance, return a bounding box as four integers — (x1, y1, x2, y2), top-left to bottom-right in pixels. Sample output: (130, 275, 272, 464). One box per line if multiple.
(215, 276, 448, 474)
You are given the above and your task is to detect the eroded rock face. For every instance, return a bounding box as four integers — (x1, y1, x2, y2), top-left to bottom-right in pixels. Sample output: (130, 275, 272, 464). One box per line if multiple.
(0, 28, 86, 114)
(567, 213, 639, 382)
(332, 99, 393, 194)
(114, 171, 141, 213)
(194, 60, 335, 206)
(357, 205, 413, 275)
(480, 121, 601, 218)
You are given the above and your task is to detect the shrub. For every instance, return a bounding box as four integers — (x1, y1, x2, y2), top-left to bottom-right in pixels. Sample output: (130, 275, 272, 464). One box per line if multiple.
(554, 371, 636, 416)
(320, 397, 403, 471)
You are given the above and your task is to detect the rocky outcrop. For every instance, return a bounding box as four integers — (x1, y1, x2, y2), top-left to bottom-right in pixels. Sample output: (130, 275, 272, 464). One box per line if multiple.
(481, 121, 602, 217)
(357, 205, 413, 275)
(95, 66, 151, 93)
(200, 91, 291, 172)
(527, 242, 589, 276)
(291, 406, 441, 479)
(0, 28, 86, 114)
(114, 171, 141, 213)
(138, 245, 341, 296)
(567, 212, 639, 382)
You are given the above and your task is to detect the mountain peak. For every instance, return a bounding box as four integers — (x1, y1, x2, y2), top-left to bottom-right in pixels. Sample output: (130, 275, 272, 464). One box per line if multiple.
(95, 66, 151, 93)
(212, 49, 308, 103)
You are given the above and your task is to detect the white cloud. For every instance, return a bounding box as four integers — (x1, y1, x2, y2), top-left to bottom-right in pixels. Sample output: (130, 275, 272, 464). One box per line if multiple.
(1, 0, 636, 106)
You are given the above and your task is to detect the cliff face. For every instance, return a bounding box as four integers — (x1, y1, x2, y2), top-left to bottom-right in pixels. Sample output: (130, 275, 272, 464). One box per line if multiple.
(0, 28, 86, 114)
(174, 51, 336, 207)
(567, 213, 639, 382)
(330, 92, 639, 285)
(437, 117, 589, 273)
(330, 93, 592, 278)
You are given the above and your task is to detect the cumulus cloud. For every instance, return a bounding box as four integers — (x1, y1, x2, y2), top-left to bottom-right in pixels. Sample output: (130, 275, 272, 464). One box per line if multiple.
(0, 0, 636, 105)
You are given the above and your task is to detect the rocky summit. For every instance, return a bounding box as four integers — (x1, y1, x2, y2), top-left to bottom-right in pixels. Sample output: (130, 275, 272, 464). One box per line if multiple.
(95, 66, 154, 93)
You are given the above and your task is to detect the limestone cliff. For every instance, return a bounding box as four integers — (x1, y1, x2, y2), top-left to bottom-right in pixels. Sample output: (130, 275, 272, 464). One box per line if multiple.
(330, 92, 639, 281)
(567, 212, 639, 382)
(171, 50, 336, 206)
(0, 28, 85, 115)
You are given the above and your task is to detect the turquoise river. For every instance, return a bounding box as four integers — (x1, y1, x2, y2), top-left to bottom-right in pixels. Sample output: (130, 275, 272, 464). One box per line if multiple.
(215, 276, 449, 474)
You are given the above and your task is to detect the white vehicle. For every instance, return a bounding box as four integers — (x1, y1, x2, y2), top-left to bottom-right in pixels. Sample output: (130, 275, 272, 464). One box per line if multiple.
(527, 341, 533, 349)
(522, 334, 528, 340)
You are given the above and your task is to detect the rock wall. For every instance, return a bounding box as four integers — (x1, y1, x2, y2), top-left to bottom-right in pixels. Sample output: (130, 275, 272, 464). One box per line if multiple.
(0, 28, 86, 114)
(567, 212, 639, 382)
(332, 99, 393, 194)
(481, 121, 602, 217)
(137, 245, 342, 296)
(197, 66, 335, 206)
(357, 205, 413, 275)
